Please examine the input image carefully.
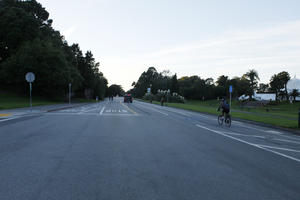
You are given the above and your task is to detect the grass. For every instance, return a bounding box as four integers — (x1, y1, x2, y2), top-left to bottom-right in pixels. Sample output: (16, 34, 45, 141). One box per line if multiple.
(0, 91, 60, 110)
(139, 99, 300, 129)
(0, 91, 98, 110)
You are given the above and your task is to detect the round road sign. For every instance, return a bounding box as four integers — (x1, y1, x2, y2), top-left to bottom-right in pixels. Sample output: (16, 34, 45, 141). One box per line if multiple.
(25, 72, 35, 83)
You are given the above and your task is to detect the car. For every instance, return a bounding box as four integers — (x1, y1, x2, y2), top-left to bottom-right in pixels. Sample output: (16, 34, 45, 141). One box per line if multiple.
(124, 94, 133, 103)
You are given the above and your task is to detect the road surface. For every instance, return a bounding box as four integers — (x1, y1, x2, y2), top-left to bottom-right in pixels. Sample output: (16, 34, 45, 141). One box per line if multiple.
(0, 97, 299, 200)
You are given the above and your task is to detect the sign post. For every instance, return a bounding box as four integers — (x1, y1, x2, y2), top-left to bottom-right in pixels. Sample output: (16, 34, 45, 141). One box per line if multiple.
(69, 83, 72, 105)
(229, 85, 233, 112)
(25, 72, 35, 112)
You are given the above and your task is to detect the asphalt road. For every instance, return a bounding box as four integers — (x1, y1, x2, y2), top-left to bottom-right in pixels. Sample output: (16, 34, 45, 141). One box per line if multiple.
(0, 97, 299, 200)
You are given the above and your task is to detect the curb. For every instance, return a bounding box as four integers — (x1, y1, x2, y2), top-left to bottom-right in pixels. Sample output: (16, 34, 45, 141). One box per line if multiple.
(46, 103, 91, 112)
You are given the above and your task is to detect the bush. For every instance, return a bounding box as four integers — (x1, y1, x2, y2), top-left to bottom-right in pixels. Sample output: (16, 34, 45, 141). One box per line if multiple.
(143, 90, 185, 103)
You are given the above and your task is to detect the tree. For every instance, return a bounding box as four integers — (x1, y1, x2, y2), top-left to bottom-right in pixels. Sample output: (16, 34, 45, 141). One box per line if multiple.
(257, 83, 269, 93)
(0, 0, 108, 99)
(243, 69, 259, 100)
(107, 84, 125, 96)
(216, 75, 229, 87)
(289, 89, 299, 102)
(269, 71, 290, 101)
(170, 74, 179, 93)
(277, 71, 290, 100)
(269, 74, 283, 100)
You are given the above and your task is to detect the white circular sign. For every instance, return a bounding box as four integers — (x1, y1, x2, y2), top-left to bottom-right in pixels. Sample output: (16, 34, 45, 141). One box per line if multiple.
(25, 72, 35, 83)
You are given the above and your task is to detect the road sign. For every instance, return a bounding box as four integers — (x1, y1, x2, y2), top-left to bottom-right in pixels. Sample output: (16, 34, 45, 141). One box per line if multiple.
(147, 88, 151, 93)
(25, 72, 35, 83)
(229, 85, 233, 93)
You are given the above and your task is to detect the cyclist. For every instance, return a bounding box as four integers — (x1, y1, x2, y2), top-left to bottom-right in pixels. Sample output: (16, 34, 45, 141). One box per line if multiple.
(217, 98, 230, 117)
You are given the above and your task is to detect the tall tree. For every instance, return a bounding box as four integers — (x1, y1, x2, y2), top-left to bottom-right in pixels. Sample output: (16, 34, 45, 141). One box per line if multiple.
(216, 75, 229, 87)
(276, 71, 290, 100)
(289, 89, 299, 102)
(170, 73, 179, 93)
(269, 74, 283, 100)
(257, 83, 269, 93)
(243, 69, 259, 100)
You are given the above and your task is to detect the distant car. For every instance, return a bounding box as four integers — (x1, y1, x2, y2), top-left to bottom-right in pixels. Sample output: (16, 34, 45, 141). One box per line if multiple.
(124, 94, 133, 103)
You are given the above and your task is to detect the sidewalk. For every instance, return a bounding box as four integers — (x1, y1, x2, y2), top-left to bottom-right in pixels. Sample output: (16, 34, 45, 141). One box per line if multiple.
(0, 103, 90, 121)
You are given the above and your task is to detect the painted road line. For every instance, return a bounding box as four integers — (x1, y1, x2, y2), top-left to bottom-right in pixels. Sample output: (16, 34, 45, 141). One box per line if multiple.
(195, 124, 300, 163)
(222, 131, 265, 139)
(135, 103, 168, 116)
(136, 101, 182, 115)
(0, 116, 23, 122)
(257, 144, 300, 153)
(264, 130, 282, 135)
(234, 121, 300, 142)
(100, 106, 105, 115)
(120, 101, 138, 115)
(100, 113, 139, 116)
(274, 138, 300, 145)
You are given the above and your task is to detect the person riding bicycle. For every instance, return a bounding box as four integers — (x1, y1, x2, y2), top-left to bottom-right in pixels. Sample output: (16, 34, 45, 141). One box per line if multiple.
(217, 98, 230, 117)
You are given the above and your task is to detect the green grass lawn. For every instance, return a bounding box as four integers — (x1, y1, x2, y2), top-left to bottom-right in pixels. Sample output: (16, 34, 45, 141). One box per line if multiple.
(0, 91, 100, 110)
(139, 99, 300, 129)
(0, 91, 60, 110)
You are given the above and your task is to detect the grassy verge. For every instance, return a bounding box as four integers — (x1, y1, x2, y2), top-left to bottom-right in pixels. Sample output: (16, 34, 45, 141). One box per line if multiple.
(138, 99, 300, 129)
(0, 91, 98, 110)
(0, 91, 60, 110)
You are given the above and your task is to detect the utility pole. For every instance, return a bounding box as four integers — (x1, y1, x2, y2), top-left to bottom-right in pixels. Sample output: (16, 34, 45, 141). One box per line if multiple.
(69, 83, 72, 105)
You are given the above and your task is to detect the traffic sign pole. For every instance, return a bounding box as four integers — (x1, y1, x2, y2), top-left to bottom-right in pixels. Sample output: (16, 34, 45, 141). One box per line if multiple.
(69, 83, 71, 105)
(30, 82, 32, 112)
(229, 85, 233, 113)
(25, 72, 35, 112)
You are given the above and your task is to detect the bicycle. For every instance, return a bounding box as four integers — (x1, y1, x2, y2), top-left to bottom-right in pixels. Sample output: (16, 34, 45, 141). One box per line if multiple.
(218, 113, 231, 127)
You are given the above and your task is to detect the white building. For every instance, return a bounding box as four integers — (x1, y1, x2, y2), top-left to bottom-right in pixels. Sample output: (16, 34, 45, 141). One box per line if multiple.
(238, 93, 276, 101)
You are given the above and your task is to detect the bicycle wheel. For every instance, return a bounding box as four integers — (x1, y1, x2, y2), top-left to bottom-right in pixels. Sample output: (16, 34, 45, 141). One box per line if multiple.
(225, 115, 231, 127)
(218, 115, 223, 125)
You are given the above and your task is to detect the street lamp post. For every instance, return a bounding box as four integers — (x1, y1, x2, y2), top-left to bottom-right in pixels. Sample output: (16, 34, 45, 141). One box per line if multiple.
(69, 83, 72, 105)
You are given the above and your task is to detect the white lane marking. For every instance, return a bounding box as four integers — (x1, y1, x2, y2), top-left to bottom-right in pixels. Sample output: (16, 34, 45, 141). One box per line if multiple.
(100, 106, 105, 115)
(78, 108, 99, 114)
(122, 110, 128, 113)
(265, 130, 282, 135)
(101, 113, 140, 116)
(195, 124, 300, 163)
(234, 123, 268, 132)
(136, 104, 168, 116)
(136, 101, 189, 116)
(222, 131, 265, 139)
(47, 113, 98, 116)
(0, 117, 20, 122)
(161, 107, 191, 117)
(274, 138, 300, 145)
(257, 145, 300, 153)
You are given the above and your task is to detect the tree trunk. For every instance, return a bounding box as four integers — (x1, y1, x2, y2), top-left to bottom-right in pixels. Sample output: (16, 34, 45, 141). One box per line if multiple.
(285, 85, 289, 101)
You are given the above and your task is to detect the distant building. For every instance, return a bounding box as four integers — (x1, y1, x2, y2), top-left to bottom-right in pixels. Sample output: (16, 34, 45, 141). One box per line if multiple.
(254, 93, 276, 101)
(239, 92, 276, 101)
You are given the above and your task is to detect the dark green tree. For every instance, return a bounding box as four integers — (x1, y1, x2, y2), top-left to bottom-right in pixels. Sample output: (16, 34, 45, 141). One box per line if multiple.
(243, 69, 259, 100)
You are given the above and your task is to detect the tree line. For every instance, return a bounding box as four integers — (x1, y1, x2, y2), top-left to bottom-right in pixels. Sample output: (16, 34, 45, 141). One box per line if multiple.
(129, 67, 296, 101)
(0, 0, 107, 100)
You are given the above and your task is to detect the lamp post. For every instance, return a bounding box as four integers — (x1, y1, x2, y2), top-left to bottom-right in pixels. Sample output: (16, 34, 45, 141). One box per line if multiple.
(69, 83, 72, 105)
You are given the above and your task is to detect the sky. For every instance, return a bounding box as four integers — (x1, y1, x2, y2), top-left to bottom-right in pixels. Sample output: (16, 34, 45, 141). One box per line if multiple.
(39, 0, 300, 90)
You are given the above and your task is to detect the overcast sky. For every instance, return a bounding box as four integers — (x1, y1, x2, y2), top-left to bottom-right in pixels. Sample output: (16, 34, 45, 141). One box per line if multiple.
(39, 0, 300, 90)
